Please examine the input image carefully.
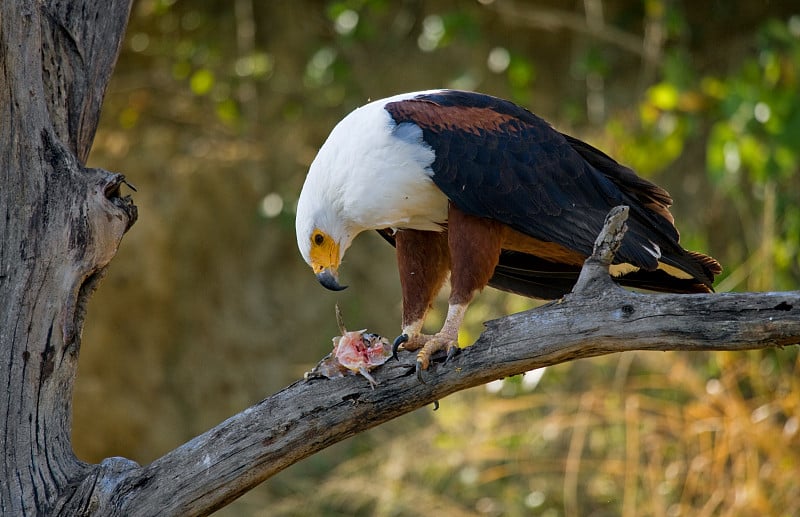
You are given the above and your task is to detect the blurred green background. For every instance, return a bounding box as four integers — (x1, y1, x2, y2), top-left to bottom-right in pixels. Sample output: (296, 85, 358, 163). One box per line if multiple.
(79, 1, 800, 515)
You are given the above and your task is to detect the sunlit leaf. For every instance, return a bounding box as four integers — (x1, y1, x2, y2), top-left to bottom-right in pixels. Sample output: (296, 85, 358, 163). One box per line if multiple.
(647, 82, 680, 110)
(189, 68, 214, 95)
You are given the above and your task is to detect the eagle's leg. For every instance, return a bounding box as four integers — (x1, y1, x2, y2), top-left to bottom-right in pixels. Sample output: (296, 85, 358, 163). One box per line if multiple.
(393, 229, 450, 358)
(413, 206, 505, 380)
(413, 302, 467, 376)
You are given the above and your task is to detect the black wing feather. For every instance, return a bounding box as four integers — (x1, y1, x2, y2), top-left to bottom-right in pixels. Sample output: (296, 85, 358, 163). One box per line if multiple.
(383, 90, 719, 297)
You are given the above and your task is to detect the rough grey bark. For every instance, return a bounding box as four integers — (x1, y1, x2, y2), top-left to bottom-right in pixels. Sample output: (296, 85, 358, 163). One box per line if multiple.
(0, 0, 135, 515)
(1, 2, 798, 516)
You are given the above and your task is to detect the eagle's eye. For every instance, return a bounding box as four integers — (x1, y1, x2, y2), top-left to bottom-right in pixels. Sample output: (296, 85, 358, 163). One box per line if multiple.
(313, 233, 325, 246)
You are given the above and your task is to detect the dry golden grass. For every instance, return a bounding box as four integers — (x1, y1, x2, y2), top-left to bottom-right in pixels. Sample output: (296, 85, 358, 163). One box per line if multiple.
(263, 347, 799, 517)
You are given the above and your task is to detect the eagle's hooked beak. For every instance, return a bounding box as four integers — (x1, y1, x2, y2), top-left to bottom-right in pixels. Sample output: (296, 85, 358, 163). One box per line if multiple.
(316, 268, 347, 291)
(309, 229, 347, 291)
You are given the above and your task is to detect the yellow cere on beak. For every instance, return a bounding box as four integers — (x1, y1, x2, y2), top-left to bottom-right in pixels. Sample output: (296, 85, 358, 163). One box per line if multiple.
(309, 229, 346, 291)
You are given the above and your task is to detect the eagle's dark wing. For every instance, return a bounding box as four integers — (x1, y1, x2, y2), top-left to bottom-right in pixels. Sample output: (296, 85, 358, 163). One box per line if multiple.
(384, 90, 719, 297)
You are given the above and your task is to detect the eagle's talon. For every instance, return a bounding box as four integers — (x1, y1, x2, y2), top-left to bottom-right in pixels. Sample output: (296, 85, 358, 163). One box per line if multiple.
(391, 334, 408, 360)
(445, 344, 460, 363)
(415, 360, 428, 384)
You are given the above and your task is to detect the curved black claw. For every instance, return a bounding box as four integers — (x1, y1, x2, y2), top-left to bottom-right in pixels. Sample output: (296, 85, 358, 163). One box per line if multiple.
(392, 334, 408, 361)
(415, 360, 428, 384)
(445, 345, 460, 363)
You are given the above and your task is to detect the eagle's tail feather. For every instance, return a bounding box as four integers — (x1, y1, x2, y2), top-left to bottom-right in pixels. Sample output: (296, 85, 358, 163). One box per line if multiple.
(490, 248, 720, 299)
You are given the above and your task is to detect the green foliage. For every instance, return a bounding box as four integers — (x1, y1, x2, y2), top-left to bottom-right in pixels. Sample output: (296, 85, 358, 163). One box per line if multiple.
(706, 19, 800, 186)
(703, 18, 800, 290)
(603, 13, 800, 291)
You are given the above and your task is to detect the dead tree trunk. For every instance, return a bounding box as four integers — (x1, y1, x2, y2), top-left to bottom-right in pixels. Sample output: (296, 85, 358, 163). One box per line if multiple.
(0, 1, 135, 514)
(1, 2, 799, 516)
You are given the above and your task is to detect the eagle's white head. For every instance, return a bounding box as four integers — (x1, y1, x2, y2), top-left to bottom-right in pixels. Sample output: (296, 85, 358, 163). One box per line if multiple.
(295, 91, 447, 290)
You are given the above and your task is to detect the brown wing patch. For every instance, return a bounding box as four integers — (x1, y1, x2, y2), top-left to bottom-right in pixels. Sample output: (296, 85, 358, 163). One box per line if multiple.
(501, 227, 587, 266)
(386, 99, 522, 136)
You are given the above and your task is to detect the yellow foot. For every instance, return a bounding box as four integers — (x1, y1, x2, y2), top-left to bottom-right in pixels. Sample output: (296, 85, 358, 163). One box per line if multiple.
(392, 332, 460, 382)
(414, 334, 460, 383)
(394, 304, 469, 382)
(391, 332, 434, 359)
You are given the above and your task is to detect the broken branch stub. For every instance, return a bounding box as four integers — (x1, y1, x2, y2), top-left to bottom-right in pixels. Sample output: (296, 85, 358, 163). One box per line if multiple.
(571, 205, 629, 295)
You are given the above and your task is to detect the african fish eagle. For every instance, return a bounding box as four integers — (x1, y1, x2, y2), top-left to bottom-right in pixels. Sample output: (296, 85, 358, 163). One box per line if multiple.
(295, 89, 721, 378)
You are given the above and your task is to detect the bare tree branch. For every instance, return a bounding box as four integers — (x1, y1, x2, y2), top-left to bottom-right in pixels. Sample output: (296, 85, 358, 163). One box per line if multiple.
(72, 207, 800, 517)
(488, 0, 647, 58)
